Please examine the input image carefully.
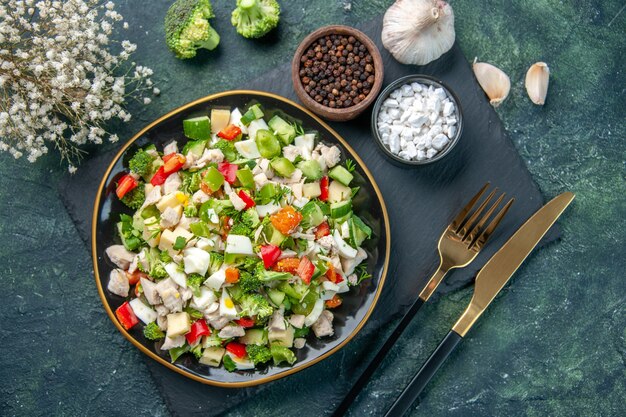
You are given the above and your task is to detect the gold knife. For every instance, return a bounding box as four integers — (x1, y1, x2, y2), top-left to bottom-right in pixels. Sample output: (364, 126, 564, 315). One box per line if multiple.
(385, 192, 575, 417)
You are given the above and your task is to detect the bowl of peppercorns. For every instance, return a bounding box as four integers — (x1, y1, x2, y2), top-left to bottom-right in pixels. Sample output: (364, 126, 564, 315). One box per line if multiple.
(291, 25, 384, 122)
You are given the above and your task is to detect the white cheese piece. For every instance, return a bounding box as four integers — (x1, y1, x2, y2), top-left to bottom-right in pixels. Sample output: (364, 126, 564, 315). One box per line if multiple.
(166, 312, 190, 337)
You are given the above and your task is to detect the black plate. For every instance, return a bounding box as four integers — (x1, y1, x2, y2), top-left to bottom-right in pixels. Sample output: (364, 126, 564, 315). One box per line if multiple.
(91, 91, 390, 387)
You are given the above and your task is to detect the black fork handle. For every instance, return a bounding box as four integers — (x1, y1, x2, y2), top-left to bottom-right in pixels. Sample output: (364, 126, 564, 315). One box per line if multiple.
(331, 297, 425, 417)
(384, 330, 463, 417)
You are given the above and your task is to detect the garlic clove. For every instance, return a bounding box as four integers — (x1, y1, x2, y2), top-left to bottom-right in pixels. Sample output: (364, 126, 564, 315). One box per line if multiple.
(472, 58, 511, 107)
(525, 62, 550, 105)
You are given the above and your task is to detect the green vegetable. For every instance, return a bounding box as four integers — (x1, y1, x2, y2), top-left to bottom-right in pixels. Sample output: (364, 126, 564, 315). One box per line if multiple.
(238, 293, 274, 321)
(190, 344, 204, 360)
(270, 157, 295, 177)
(202, 166, 224, 192)
(186, 273, 205, 296)
(129, 149, 156, 177)
(240, 104, 264, 126)
(165, 0, 220, 59)
(270, 343, 296, 365)
(214, 139, 239, 161)
(183, 204, 198, 218)
(266, 288, 285, 306)
(183, 117, 211, 141)
(120, 184, 146, 210)
(292, 290, 318, 315)
(208, 252, 224, 275)
(173, 236, 188, 250)
(159, 250, 173, 263)
(242, 208, 260, 228)
(255, 129, 281, 158)
(298, 160, 323, 180)
(143, 322, 165, 341)
(330, 199, 352, 219)
(231, 0, 280, 39)
(223, 354, 237, 372)
(238, 271, 261, 293)
(117, 214, 144, 251)
(300, 201, 325, 228)
(236, 168, 255, 189)
(293, 326, 310, 339)
(240, 329, 268, 345)
(257, 183, 278, 204)
(189, 220, 212, 237)
(229, 221, 253, 238)
(184, 306, 204, 319)
(150, 261, 169, 280)
(268, 115, 296, 145)
(169, 345, 190, 362)
(345, 158, 356, 173)
(141, 205, 160, 220)
(246, 344, 272, 365)
(348, 216, 372, 247)
(258, 270, 292, 282)
(180, 171, 202, 194)
(328, 165, 354, 186)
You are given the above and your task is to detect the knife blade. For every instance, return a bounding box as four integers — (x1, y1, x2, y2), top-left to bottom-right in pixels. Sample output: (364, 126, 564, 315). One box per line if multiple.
(384, 192, 575, 417)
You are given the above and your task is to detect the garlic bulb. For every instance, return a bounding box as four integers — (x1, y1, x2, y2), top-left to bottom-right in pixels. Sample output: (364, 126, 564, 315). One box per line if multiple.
(472, 59, 511, 107)
(382, 0, 455, 66)
(525, 62, 550, 105)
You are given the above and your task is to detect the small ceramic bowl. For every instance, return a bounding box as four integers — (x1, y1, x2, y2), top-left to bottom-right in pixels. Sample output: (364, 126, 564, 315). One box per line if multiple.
(291, 25, 384, 122)
(371, 75, 463, 166)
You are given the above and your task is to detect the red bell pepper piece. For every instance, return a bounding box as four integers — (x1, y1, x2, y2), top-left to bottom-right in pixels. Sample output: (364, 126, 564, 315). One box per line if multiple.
(296, 256, 315, 285)
(238, 190, 256, 209)
(116, 174, 138, 199)
(125, 270, 148, 286)
(218, 162, 238, 184)
(115, 301, 139, 330)
(225, 342, 247, 358)
(185, 320, 211, 345)
(325, 294, 343, 309)
(235, 317, 256, 328)
(150, 166, 168, 186)
(162, 153, 186, 174)
(319, 176, 329, 202)
(260, 244, 281, 269)
(314, 221, 331, 239)
(217, 124, 242, 141)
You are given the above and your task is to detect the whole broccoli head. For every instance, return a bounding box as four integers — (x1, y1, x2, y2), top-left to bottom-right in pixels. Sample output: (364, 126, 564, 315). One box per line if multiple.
(231, 0, 280, 39)
(121, 183, 146, 210)
(238, 293, 274, 321)
(246, 344, 272, 365)
(165, 0, 220, 59)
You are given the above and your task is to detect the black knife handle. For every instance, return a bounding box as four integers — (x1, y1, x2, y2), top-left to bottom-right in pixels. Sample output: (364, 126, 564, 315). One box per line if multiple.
(332, 297, 425, 417)
(384, 330, 463, 417)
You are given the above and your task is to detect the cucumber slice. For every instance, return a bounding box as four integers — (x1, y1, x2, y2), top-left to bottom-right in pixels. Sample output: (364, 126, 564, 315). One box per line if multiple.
(267, 288, 286, 307)
(240, 104, 264, 126)
(298, 160, 323, 180)
(268, 115, 296, 145)
(301, 201, 325, 228)
(183, 116, 211, 141)
(330, 199, 352, 219)
(302, 182, 321, 198)
(182, 139, 207, 158)
(264, 223, 286, 246)
(328, 165, 353, 186)
(349, 216, 372, 247)
(236, 168, 255, 189)
(270, 157, 295, 178)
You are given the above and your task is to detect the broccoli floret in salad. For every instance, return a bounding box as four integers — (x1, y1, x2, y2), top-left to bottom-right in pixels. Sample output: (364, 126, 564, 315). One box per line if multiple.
(270, 344, 296, 365)
(246, 344, 272, 365)
(231, 0, 280, 39)
(143, 322, 165, 340)
(165, 0, 220, 59)
(128, 149, 156, 177)
(239, 271, 262, 293)
(238, 293, 274, 321)
(120, 183, 146, 210)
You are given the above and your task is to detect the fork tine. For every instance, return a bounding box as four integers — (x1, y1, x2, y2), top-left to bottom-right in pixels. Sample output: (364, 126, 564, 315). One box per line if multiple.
(457, 188, 498, 238)
(469, 198, 515, 250)
(450, 182, 490, 231)
(462, 192, 505, 243)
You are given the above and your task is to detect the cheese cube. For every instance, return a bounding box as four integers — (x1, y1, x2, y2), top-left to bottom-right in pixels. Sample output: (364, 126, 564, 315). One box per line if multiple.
(166, 312, 190, 337)
(199, 346, 226, 367)
(159, 227, 193, 254)
(142, 216, 161, 248)
(156, 192, 184, 212)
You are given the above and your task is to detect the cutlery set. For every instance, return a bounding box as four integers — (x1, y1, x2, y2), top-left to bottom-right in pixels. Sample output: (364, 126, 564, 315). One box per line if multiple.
(333, 184, 574, 416)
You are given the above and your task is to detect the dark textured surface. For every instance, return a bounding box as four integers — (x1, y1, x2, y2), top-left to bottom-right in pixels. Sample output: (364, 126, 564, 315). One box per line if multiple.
(1, 1, 624, 416)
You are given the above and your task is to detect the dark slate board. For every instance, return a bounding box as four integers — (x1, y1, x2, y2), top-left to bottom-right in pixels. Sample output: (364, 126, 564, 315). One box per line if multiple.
(59, 17, 558, 417)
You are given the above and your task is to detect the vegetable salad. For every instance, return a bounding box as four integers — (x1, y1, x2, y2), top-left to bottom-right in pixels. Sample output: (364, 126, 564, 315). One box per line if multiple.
(106, 103, 372, 371)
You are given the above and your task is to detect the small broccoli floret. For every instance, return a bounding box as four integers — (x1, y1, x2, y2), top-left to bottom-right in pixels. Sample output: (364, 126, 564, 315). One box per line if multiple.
(238, 293, 274, 320)
(150, 261, 169, 280)
(208, 252, 224, 275)
(143, 322, 165, 340)
(129, 149, 156, 177)
(239, 271, 262, 293)
(187, 273, 205, 296)
(121, 183, 146, 209)
(213, 139, 238, 161)
(246, 344, 272, 365)
(181, 171, 202, 194)
(165, 0, 220, 59)
(270, 343, 296, 365)
(231, 0, 280, 39)
(241, 208, 260, 228)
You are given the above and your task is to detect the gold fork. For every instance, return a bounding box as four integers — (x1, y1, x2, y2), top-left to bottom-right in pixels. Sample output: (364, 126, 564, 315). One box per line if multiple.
(332, 183, 514, 417)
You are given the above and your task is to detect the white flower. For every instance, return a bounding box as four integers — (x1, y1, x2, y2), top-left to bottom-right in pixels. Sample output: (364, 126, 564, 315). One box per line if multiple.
(0, 0, 156, 167)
